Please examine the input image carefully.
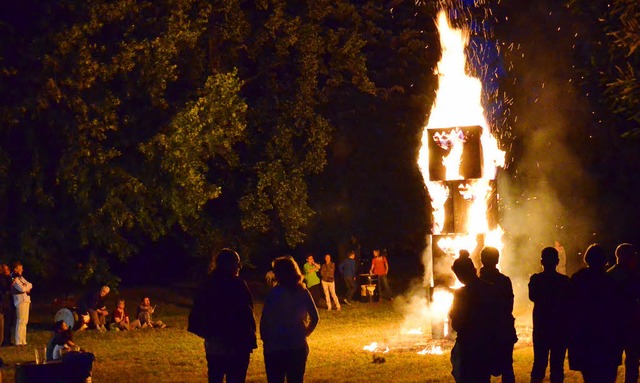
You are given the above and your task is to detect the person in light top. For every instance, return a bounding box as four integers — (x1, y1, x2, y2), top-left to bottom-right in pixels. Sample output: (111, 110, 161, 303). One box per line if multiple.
(11, 261, 32, 346)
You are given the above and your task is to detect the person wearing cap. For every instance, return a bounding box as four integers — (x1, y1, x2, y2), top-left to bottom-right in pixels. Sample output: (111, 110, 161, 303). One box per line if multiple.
(529, 246, 571, 383)
(188, 248, 257, 383)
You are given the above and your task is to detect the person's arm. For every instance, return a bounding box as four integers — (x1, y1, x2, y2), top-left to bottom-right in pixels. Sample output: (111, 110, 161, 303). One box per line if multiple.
(384, 257, 389, 274)
(304, 289, 319, 336)
(12, 278, 31, 293)
(260, 293, 274, 344)
(528, 275, 538, 302)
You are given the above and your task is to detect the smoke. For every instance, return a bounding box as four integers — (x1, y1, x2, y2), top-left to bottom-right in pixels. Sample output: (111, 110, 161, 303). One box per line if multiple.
(395, 281, 433, 334)
(498, 76, 597, 312)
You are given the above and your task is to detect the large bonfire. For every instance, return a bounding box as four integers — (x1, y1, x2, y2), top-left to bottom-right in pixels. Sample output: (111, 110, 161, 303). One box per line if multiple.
(363, 8, 506, 355)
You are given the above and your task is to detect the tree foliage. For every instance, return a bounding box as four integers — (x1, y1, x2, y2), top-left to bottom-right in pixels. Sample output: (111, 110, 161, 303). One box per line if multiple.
(0, 0, 442, 283)
(0, 0, 245, 283)
(208, 0, 377, 248)
(568, 0, 640, 136)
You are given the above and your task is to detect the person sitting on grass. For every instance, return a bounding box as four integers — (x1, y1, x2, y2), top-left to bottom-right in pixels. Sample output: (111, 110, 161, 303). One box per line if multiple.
(137, 297, 166, 329)
(49, 320, 79, 360)
(47, 320, 95, 382)
(78, 285, 110, 332)
(110, 298, 140, 331)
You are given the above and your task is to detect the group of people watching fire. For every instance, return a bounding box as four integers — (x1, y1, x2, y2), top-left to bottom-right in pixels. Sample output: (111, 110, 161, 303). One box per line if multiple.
(451, 242, 639, 383)
(188, 247, 394, 383)
(299, 248, 392, 311)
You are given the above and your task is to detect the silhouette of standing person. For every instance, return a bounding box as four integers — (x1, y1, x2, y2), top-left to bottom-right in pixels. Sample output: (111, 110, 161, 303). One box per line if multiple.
(529, 247, 570, 383)
(568, 243, 624, 383)
(339, 250, 357, 305)
(261, 256, 319, 383)
(478, 247, 517, 383)
(188, 248, 257, 383)
(450, 256, 499, 383)
(607, 243, 640, 383)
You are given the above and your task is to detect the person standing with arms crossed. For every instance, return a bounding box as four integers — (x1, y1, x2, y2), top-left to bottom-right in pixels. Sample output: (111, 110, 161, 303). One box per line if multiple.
(11, 261, 32, 346)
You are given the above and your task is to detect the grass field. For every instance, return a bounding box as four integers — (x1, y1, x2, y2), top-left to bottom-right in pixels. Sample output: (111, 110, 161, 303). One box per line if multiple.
(0, 285, 624, 382)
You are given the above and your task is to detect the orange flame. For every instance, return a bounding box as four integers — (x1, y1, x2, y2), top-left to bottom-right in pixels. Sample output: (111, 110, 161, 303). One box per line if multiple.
(418, 10, 506, 335)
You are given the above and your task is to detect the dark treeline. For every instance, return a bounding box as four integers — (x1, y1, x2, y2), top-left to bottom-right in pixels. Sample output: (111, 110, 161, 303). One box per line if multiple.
(0, 0, 638, 287)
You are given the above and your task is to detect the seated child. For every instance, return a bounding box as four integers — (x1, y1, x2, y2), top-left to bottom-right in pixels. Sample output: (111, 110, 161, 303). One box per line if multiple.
(137, 297, 167, 329)
(47, 320, 95, 381)
(49, 320, 79, 360)
(110, 298, 140, 331)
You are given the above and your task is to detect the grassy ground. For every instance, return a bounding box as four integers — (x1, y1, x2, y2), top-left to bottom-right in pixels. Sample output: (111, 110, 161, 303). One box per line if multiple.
(0, 286, 623, 382)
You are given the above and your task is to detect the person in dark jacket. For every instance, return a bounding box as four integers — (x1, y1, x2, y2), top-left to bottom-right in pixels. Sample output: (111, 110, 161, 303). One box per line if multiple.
(339, 250, 357, 305)
(261, 256, 319, 383)
(0, 263, 13, 346)
(607, 243, 640, 383)
(78, 286, 110, 332)
(450, 255, 499, 383)
(568, 243, 624, 383)
(529, 247, 570, 383)
(478, 247, 517, 383)
(188, 248, 257, 383)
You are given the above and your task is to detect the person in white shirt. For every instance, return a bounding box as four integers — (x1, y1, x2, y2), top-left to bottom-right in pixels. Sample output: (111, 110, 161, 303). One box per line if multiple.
(11, 261, 32, 346)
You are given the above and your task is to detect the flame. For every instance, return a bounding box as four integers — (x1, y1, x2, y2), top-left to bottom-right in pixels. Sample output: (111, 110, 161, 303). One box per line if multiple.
(418, 345, 444, 355)
(428, 181, 450, 234)
(430, 289, 454, 318)
(434, 128, 466, 180)
(363, 342, 379, 352)
(363, 342, 390, 353)
(405, 328, 424, 335)
(418, 11, 506, 332)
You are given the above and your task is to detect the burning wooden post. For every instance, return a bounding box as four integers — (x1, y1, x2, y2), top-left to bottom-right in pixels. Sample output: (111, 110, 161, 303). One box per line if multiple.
(425, 125, 499, 339)
(417, 11, 505, 340)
